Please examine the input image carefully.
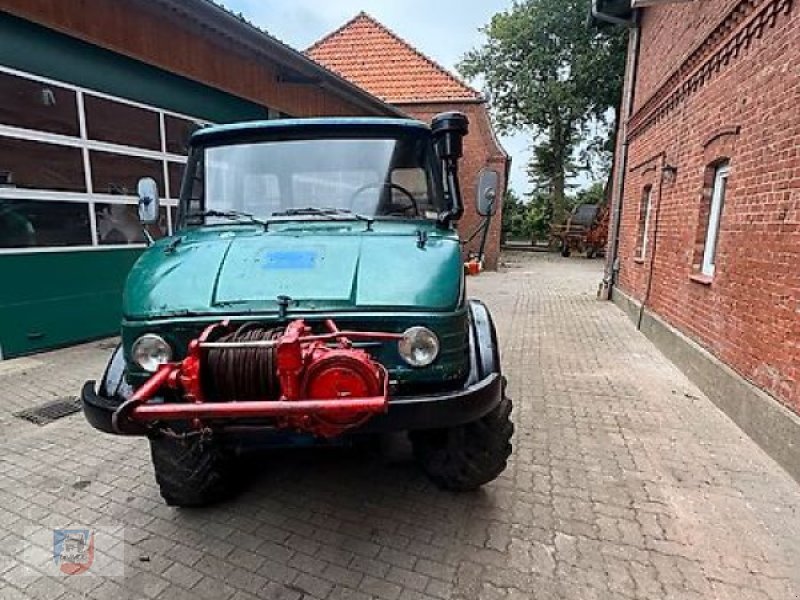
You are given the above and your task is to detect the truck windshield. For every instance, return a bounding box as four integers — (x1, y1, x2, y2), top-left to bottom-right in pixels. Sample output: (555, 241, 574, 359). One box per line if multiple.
(183, 135, 443, 225)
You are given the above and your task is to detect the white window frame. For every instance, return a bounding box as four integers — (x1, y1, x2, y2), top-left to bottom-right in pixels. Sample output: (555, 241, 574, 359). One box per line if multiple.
(638, 186, 653, 260)
(0, 65, 210, 256)
(701, 163, 730, 277)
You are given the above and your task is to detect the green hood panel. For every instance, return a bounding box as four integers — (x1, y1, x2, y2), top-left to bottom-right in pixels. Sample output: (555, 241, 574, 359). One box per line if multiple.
(123, 224, 463, 319)
(214, 236, 362, 306)
(123, 235, 231, 318)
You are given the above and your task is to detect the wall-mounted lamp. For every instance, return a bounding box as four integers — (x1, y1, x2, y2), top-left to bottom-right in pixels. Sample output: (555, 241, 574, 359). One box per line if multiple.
(40, 88, 56, 107)
(662, 164, 678, 182)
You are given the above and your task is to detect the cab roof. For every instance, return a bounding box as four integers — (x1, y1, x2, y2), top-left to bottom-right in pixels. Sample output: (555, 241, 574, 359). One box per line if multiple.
(191, 117, 429, 146)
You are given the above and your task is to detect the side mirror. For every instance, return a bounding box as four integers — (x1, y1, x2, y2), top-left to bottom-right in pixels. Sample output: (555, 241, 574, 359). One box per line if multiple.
(136, 177, 160, 224)
(476, 169, 499, 216)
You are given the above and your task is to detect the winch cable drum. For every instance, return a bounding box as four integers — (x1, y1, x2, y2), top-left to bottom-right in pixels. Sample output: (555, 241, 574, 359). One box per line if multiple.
(203, 323, 283, 401)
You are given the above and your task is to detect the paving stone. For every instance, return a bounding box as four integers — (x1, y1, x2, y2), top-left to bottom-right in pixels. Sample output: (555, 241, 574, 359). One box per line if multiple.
(121, 570, 171, 599)
(291, 572, 334, 599)
(386, 565, 430, 592)
(358, 574, 403, 600)
(0, 254, 799, 600)
(161, 561, 204, 589)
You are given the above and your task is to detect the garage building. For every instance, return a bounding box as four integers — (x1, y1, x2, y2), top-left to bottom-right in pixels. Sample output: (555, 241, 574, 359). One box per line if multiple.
(0, 0, 400, 358)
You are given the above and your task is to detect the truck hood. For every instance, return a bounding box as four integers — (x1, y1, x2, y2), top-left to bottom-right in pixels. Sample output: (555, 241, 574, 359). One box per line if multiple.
(123, 224, 463, 319)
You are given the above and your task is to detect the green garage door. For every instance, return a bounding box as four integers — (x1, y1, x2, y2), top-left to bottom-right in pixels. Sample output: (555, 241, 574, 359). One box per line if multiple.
(0, 12, 271, 358)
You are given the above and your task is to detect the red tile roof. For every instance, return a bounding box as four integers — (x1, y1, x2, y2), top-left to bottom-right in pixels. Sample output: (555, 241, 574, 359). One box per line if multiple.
(306, 12, 482, 104)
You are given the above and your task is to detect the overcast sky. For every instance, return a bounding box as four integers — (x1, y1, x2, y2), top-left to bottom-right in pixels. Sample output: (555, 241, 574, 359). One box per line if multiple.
(223, 0, 533, 196)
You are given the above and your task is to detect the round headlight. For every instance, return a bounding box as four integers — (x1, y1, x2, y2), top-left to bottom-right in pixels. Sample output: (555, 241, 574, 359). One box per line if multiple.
(398, 327, 440, 368)
(132, 334, 173, 373)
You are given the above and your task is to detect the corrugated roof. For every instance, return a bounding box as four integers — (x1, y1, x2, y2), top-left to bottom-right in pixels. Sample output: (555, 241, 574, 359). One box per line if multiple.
(306, 12, 482, 105)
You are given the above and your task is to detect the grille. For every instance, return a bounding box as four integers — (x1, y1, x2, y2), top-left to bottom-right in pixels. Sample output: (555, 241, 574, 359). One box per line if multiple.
(14, 396, 82, 425)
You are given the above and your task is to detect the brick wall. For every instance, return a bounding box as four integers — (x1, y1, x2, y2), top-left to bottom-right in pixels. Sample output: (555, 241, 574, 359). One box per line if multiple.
(633, 0, 740, 113)
(615, 0, 800, 411)
(400, 102, 509, 270)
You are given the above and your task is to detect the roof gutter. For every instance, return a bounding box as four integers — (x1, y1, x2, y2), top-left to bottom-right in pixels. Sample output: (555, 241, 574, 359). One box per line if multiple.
(591, 0, 636, 27)
(155, 0, 407, 118)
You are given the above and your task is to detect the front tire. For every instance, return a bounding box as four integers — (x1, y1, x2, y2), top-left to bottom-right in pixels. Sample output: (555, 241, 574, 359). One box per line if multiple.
(411, 395, 513, 491)
(149, 434, 238, 507)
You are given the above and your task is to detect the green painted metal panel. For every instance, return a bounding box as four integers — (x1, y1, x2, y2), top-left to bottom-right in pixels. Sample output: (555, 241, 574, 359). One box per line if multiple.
(0, 249, 140, 357)
(0, 12, 278, 357)
(194, 118, 426, 143)
(0, 11, 268, 122)
(117, 221, 468, 386)
(121, 309, 470, 390)
(122, 221, 463, 320)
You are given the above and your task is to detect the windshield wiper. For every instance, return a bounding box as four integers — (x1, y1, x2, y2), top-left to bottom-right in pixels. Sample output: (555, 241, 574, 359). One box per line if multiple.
(271, 207, 374, 225)
(188, 209, 267, 227)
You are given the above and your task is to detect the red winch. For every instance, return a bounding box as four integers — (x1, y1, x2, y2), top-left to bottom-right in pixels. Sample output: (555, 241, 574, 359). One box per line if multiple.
(113, 319, 402, 437)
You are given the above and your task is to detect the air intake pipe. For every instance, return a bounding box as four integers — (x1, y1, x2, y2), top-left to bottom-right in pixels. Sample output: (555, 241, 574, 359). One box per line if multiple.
(431, 112, 469, 225)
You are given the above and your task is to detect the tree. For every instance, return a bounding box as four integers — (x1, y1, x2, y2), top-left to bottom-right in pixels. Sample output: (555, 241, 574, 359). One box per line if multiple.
(460, 0, 626, 224)
(572, 182, 607, 210)
(501, 189, 523, 242)
(501, 189, 552, 243)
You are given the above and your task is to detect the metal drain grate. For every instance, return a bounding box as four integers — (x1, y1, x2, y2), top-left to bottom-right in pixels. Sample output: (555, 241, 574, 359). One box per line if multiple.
(14, 396, 82, 425)
(95, 339, 119, 350)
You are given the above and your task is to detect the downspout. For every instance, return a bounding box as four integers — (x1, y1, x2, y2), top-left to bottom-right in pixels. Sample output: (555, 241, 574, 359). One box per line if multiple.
(596, 5, 640, 300)
(638, 157, 670, 329)
(502, 154, 512, 247)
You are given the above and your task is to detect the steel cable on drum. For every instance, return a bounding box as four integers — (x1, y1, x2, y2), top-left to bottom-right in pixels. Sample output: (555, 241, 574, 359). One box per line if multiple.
(203, 323, 284, 401)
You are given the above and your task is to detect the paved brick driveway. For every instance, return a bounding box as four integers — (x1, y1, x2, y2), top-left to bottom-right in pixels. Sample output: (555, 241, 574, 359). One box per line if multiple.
(0, 252, 798, 600)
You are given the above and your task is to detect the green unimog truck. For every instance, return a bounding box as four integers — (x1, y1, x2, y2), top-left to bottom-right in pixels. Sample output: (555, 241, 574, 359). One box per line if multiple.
(81, 113, 513, 506)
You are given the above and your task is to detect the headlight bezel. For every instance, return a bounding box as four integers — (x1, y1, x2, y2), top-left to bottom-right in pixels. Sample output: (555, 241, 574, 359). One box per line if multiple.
(131, 333, 173, 373)
(398, 326, 440, 368)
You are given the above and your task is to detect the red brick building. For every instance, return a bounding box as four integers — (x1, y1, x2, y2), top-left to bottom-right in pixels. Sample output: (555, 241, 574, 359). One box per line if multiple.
(307, 13, 510, 269)
(596, 0, 800, 478)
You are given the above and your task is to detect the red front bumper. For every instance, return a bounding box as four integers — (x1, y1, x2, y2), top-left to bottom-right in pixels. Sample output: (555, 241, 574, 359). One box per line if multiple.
(128, 396, 388, 421)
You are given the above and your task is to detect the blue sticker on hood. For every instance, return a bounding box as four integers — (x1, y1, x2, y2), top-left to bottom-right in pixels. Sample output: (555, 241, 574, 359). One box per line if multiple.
(262, 250, 317, 269)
